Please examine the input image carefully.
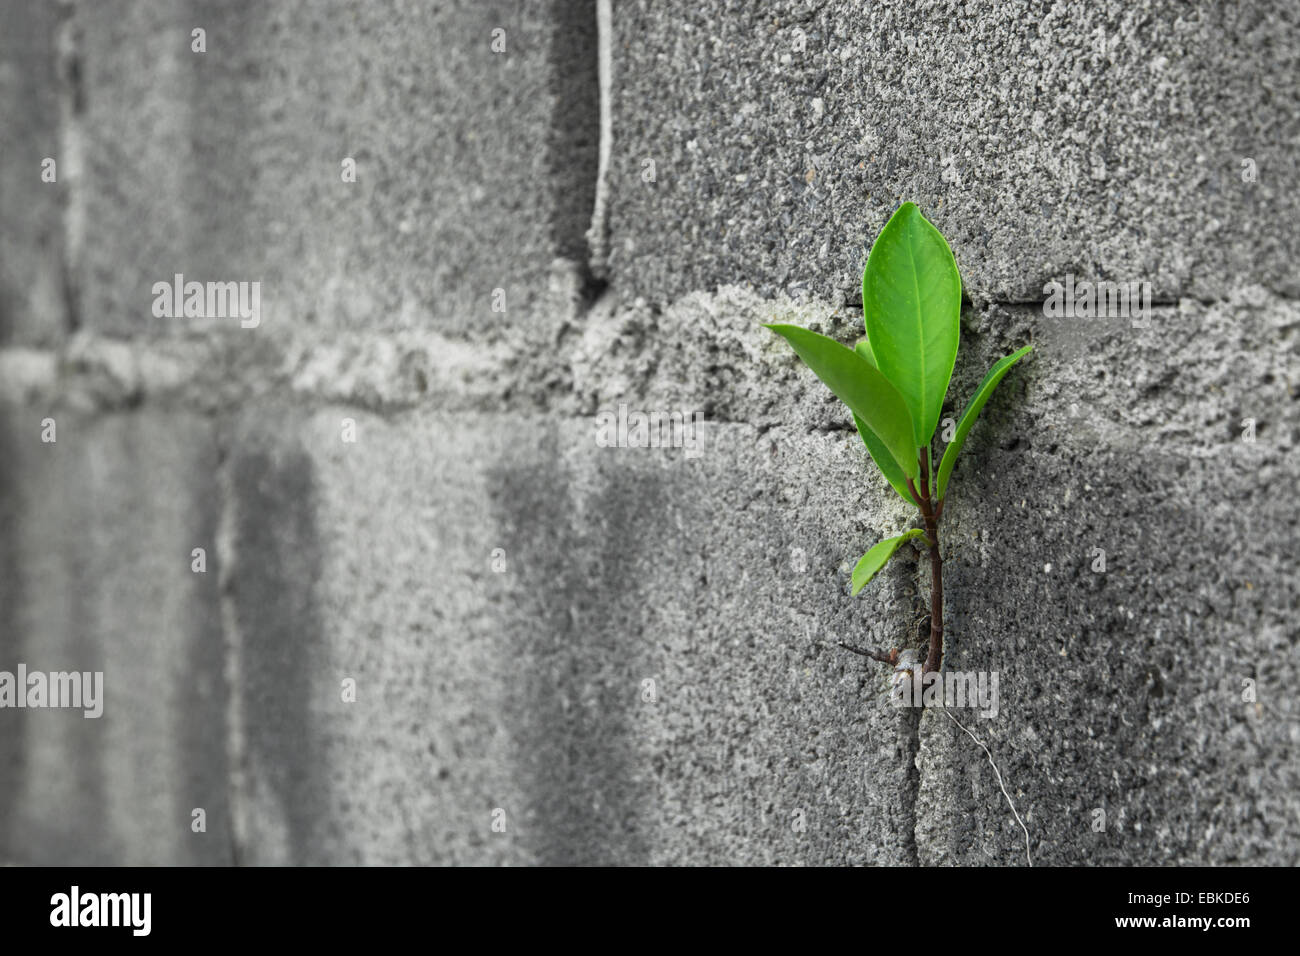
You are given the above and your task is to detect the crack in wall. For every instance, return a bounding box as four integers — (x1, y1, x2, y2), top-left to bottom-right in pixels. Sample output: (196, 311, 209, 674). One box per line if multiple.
(900, 703, 923, 866)
(547, 0, 607, 309)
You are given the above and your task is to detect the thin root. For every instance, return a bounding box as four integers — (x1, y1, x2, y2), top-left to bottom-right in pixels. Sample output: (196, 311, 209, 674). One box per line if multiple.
(942, 707, 1033, 867)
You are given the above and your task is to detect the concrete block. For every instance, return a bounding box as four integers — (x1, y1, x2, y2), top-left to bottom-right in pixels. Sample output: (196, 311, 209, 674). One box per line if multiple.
(0, 0, 68, 346)
(71, 0, 600, 338)
(0, 408, 232, 864)
(605, 0, 1300, 306)
(909, 293, 1300, 864)
(571, 284, 1300, 863)
(225, 406, 922, 864)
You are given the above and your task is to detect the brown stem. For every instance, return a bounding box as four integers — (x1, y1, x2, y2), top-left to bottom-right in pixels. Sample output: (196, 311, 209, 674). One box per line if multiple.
(836, 641, 897, 665)
(906, 478, 921, 507)
(915, 452, 944, 675)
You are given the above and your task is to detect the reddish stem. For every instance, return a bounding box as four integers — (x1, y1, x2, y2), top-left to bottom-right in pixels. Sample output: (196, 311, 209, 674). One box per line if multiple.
(914, 452, 944, 675)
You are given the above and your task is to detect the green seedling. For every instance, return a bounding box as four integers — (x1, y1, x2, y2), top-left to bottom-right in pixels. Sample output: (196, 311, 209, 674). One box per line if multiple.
(765, 202, 1032, 676)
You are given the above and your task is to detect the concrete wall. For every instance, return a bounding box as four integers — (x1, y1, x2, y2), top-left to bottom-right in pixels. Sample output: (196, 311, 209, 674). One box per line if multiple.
(0, 0, 1296, 865)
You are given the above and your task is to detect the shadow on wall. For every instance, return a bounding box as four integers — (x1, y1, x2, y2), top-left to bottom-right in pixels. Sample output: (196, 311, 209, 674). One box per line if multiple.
(487, 440, 671, 865)
(0, 411, 32, 858)
(227, 443, 329, 865)
(544, 0, 601, 268)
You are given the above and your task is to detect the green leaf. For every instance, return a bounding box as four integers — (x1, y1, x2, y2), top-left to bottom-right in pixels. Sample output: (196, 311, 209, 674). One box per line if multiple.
(862, 202, 962, 448)
(935, 345, 1033, 501)
(852, 529, 926, 595)
(764, 324, 919, 479)
(853, 341, 919, 506)
(856, 336, 876, 365)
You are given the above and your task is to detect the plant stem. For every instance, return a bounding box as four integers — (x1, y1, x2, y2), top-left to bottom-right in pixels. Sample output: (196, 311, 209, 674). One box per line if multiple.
(915, 451, 943, 675)
(836, 641, 896, 665)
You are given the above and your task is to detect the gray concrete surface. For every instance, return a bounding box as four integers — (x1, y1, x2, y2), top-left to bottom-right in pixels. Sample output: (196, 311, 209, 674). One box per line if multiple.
(69, 0, 599, 338)
(0, 409, 231, 865)
(0, 0, 1297, 865)
(605, 0, 1300, 306)
(0, 0, 68, 346)
(221, 408, 922, 864)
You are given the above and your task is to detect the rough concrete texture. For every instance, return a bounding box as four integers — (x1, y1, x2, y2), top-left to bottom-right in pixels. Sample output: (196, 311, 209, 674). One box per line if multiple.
(69, 0, 599, 338)
(222, 406, 923, 864)
(1, 0, 1298, 866)
(0, 410, 231, 865)
(909, 292, 1300, 865)
(568, 286, 1300, 864)
(606, 0, 1300, 305)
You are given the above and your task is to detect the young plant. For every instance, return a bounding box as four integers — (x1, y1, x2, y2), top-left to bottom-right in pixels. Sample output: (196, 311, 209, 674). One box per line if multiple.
(765, 202, 1032, 676)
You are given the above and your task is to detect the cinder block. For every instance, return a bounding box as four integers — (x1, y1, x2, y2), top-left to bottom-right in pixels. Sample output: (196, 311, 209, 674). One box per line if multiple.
(907, 294, 1300, 864)
(225, 406, 920, 864)
(567, 285, 1300, 863)
(0, 409, 232, 864)
(605, 1, 1300, 306)
(72, 0, 600, 338)
(0, 0, 67, 346)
